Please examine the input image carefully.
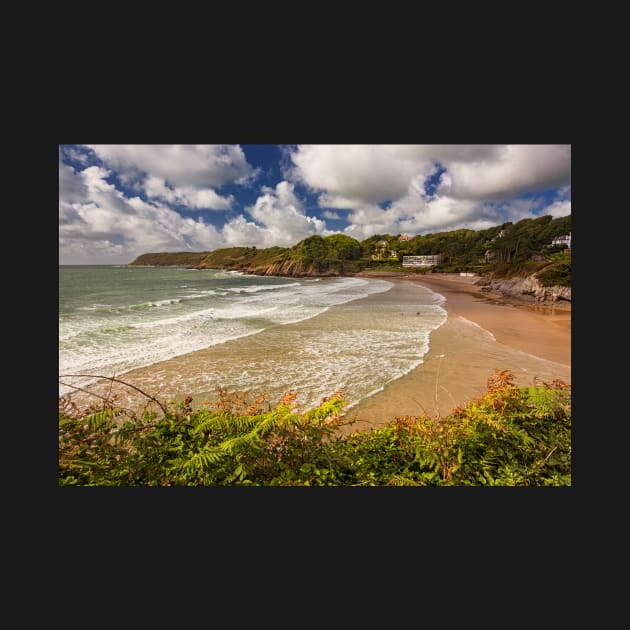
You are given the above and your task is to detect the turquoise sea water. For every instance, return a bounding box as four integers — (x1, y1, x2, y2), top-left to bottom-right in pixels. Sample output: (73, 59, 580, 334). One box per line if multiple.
(59, 266, 447, 410)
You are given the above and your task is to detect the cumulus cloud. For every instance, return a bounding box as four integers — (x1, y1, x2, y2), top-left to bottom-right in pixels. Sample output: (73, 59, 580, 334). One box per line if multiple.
(436, 145, 571, 200)
(322, 210, 341, 220)
(290, 144, 433, 207)
(59, 167, 336, 263)
(291, 144, 570, 205)
(143, 175, 233, 210)
(289, 144, 571, 240)
(59, 159, 89, 203)
(87, 144, 256, 188)
(83, 144, 256, 211)
(543, 199, 572, 218)
(223, 181, 329, 248)
(59, 164, 225, 264)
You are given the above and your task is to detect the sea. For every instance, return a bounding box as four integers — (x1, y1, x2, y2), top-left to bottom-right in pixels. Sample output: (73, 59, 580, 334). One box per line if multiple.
(59, 265, 447, 412)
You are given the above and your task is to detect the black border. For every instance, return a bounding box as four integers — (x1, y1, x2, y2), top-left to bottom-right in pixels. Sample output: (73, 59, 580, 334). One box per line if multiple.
(53, 86, 579, 564)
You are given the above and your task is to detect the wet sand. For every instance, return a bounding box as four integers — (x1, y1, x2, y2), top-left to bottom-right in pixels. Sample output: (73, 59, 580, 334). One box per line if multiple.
(342, 273, 571, 435)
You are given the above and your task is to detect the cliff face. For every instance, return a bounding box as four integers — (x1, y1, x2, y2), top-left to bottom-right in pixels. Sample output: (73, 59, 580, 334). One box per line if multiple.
(477, 274, 571, 305)
(128, 253, 351, 277)
(242, 260, 343, 277)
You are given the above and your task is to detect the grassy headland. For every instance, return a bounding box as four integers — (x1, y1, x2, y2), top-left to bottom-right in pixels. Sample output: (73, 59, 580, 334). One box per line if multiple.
(128, 214, 571, 287)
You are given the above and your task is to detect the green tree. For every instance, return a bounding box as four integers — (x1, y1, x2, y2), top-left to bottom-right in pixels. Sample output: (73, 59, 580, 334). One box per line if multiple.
(324, 234, 361, 260)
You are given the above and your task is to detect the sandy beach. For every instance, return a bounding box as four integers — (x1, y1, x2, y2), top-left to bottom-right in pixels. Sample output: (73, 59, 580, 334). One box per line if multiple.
(342, 273, 571, 436)
(62, 270, 571, 437)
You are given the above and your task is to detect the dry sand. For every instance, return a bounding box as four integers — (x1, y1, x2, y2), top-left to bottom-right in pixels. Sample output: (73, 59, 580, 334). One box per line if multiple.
(342, 273, 571, 436)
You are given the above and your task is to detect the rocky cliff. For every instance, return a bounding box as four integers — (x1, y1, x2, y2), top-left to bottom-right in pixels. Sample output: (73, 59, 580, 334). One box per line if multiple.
(477, 274, 571, 305)
(241, 259, 348, 277)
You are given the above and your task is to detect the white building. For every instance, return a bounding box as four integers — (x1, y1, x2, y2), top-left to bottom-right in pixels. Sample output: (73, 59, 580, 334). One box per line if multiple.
(402, 255, 443, 267)
(551, 233, 571, 248)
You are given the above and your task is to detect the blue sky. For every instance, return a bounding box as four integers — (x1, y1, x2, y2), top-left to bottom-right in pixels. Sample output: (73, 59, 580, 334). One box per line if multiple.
(59, 144, 571, 264)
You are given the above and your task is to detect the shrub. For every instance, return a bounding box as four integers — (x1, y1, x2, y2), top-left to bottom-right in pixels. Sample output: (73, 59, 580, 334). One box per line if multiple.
(59, 371, 571, 486)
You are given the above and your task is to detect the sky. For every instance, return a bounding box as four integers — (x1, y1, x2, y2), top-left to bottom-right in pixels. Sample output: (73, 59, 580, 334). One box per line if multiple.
(59, 144, 571, 264)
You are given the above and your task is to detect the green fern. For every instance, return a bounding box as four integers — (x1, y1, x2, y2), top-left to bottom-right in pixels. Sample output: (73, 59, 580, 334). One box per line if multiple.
(84, 409, 116, 433)
(171, 446, 225, 475)
(251, 406, 300, 437)
(191, 410, 263, 436)
(219, 433, 263, 455)
(522, 385, 570, 420)
(303, 397, 346, 422)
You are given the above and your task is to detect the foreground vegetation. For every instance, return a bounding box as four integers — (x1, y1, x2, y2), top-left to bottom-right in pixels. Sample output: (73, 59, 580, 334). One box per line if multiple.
(59, 370, 571, 486)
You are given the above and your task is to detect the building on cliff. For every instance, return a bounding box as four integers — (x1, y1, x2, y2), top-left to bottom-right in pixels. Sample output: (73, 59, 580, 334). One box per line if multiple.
(551, 233, 571, 249)
(402, 255, 443, 268)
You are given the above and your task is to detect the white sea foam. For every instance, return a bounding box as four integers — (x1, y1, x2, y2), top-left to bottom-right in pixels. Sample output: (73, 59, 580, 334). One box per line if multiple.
(59, 319, 268, 395)
(59, 273, 394, 395)
(59, 270, 444, 405)
(227, 282, 301, 293)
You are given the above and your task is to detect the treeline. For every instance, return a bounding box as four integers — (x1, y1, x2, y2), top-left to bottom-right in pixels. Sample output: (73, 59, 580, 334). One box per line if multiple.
(401, 214, 571, 269)
(129, 251, 208, 267)
(59, 370, 571, 486)
(130, 234, 364, 276)
(128, 214, 571, 284)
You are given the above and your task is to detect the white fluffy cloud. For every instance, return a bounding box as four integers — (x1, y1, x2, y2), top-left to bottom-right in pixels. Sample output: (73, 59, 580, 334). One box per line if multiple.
(85, 144, 256, 211)
(291, 144, 570, 206)
(291, 144, 433, 207)
(88, 144, 255, 188)
(59, 159, 88, 203)
(59, 164, 225, 264)
(544, 199, 572, 218)
(143, 175, 233, 210)
(59, 166, 331, 263)
(223, 181, 328, 248)
(436, 144, 571, 200)
(290, 144, 571, 240)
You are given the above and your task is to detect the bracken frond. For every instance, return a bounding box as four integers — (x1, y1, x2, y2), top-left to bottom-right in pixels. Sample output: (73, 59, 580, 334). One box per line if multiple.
(174, 446, 225, 474)
(253, 406, 300, 437)
(84, 409, 116, 433)
(303, 397, 347, 423)
(543, 378, 571, 391)
(219, 433, 263, 455)
(320, 388, 347, 404)
(243, 393, 269, 416)
(487, 370, 516, 392)
(201, 387, 273, 416)
(192, 410, 263, 436)
(278, 391, 299, 408)
(393, 415, 421, 437)
(59, 395, 81, 420)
